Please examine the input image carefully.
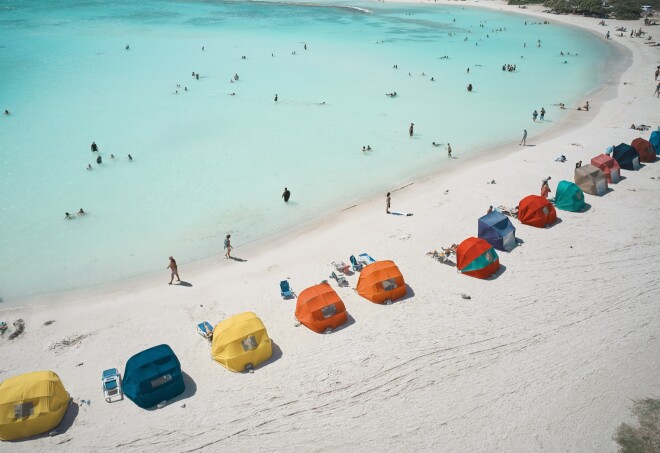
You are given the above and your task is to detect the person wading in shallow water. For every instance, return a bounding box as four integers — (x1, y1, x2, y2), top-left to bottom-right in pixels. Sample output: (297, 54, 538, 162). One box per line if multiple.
(282, 187, 291, 202)
(409, 123, 414, 137)
(386, 192, 391, 214)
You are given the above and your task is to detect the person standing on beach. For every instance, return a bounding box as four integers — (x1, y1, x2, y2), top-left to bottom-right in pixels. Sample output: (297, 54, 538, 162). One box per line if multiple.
(655, 66, 659, 81)
(541, 177, 551, 199)
(409, 123, 414, 137)
(282, 187, 291, 202)
(520, 129, 527, 146)
(447, 143, 452, 158)
(224, 234, 232, 258)
(386, 192, 391, 214)
(167, 256, 180, 285)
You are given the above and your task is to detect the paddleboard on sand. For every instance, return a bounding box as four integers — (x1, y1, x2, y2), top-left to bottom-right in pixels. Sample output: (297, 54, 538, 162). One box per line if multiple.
(390, 211, 413, 216)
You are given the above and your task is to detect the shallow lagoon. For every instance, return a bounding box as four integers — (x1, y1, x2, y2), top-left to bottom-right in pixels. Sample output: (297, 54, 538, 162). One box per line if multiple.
(0, 0, 612, 301)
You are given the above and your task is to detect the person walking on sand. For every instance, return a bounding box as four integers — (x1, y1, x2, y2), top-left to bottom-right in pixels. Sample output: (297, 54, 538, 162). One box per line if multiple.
(224, 234, 233, 258)
(409, 123, 414, 137)
(447, 143, 452, 158)
(282, 187, 291, 202)
(167, 256, 180, 285)
(520, 129, 527, 146)
(386, 192, 391, 214)
(655, 82, 660, 98)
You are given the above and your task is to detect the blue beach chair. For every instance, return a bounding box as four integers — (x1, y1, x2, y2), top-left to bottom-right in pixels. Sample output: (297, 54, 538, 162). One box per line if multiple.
(350, 255, 363, 272)
(280, 280, 295, 299)
(102, 368, 123, 403)
(358, 253, 376, 266)
(197, 321, 214, 341)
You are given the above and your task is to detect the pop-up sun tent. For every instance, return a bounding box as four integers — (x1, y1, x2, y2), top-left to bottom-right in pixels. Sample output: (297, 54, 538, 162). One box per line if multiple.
(631, 137, 656, 162)
(613, 143, 640, 170)
(591, 154, 620, 183)
(554, 180, 585, 212)
(575, 164, 608, 196)
(357, 260, 406, 304)
(212, 312, 272, 372)
(0, 371, 69, 441)
(456, 237, 500, 279)
(123, 344, 185, 409)
(477, 211, 517, 251)
(518, 195, 557, 228)
(649, 130, 660, 155)
(295, 282, 347, 333)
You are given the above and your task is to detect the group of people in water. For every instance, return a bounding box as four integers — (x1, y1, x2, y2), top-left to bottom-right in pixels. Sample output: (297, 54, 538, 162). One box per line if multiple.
(86, 141, 133, 170)
(65, 209, 86, 219)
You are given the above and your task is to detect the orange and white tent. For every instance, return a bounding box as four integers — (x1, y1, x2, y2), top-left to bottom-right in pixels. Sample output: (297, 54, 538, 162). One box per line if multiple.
(518, 195, 557, 228)
(356, 260, 406, 304)
(295, 282, 347, 333)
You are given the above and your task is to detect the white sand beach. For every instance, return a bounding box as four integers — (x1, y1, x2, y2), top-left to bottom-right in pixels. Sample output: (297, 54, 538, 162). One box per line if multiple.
(1, 1, 659, 451)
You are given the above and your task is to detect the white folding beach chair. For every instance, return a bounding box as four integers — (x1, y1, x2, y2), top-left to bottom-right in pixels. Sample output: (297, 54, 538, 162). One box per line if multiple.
(102, 368, 123, 403)
(197, 321, 214, 341)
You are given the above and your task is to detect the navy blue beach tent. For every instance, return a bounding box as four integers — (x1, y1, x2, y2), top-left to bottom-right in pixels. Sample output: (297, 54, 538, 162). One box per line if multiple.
(477, 211, 517, 252)
(613, 143, 640, 170)
(123, 344, 185, 409)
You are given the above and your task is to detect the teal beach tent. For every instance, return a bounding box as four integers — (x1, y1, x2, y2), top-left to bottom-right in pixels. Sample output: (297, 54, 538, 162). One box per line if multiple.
(554, 180, 585, 212)
(123, 344, 185, 409)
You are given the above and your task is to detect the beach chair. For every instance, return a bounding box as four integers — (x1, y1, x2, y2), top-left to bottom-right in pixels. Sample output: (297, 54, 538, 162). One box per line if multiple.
(329, 271, 349, 287)
(280, 280, 295, 299)
(349, 255, 363, 272)
(197, 321, 214, 341)
(358, 253, 376, 266)
(331, 261, 350, 274)
(102, 368, 123, 403)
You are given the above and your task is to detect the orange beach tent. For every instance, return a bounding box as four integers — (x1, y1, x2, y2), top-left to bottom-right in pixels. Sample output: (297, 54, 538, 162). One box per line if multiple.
(591, 154, 620, 183)
(631, 138, 656, 163)
(295, 282, 347, 333)
(518, 195, 557, 228)
(456, 237, 500, 279)
(357, 260, 406, 304)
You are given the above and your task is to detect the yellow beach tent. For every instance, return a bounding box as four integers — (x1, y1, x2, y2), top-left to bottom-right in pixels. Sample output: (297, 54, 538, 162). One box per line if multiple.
(0, 371, 69, 441)
(211, 312, 272, 372)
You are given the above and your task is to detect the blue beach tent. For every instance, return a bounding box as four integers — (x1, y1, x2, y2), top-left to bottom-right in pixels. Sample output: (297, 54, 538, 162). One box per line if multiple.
(477, 211, 517, 252)
(613, 143, 640, 170)
(650, 130, 660, 155)
(123, 344, 185, 409)
(554, 180, 585, 212)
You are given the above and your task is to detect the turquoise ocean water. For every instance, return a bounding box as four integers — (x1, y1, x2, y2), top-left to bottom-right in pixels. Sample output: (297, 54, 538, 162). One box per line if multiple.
(0, 0, 612, 303)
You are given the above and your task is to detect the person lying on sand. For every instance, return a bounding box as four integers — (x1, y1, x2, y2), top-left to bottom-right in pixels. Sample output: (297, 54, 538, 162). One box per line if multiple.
(427, 244, 458, 262)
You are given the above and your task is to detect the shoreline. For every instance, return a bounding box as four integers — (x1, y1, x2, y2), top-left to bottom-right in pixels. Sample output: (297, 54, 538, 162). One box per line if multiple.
(2, 1, 629, 308)
(1, 2, 659, 451)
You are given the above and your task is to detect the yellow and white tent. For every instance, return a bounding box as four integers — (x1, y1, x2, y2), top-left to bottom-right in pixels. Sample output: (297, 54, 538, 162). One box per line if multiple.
(211, 312, 272, 372)
(0, 371, 69, 441)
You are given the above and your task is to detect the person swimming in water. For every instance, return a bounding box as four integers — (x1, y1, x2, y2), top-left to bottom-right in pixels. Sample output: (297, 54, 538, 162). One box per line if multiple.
(274, 94, 278, 102)
(91, 142, 98, 152)
(96, 155, 102, 164)
(467, 83, 473, 92)
(78, 208, 85, 215)
(128, 154, 133, 160)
